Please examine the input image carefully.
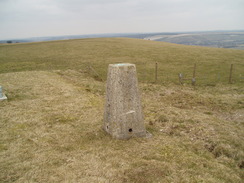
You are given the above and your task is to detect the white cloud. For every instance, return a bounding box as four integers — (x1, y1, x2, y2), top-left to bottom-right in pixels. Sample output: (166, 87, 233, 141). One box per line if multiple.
(0, 0, 243, 39)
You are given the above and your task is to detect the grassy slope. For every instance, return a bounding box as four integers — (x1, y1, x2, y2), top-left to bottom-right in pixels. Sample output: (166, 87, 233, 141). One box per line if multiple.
(0, 38, 244, 182)
(1, 38, 244, 84)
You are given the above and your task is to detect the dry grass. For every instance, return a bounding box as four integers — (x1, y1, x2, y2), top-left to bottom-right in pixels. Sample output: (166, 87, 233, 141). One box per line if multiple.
(0, 70, 243, 182)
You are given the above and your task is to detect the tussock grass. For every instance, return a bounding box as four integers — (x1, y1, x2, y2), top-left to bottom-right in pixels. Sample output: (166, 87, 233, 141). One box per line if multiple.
(0, 70, 243, 182)
(0, 38, 243, 182)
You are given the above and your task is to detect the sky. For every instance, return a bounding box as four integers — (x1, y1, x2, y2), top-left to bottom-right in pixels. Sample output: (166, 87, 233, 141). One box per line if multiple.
(0, 0, 244, 40)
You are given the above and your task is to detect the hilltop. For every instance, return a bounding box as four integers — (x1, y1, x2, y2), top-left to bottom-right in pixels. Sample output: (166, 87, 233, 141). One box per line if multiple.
(0, 38, 244, 182)
(1, 38, 244, 85)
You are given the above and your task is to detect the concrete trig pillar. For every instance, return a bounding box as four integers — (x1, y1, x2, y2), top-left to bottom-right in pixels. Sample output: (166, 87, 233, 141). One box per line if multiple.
(0, 86, 7, 101)
(104, 63, 146, 139)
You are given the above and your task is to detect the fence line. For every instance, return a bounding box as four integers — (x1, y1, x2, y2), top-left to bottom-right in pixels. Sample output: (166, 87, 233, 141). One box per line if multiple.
(87, 63, 244, 86)
(151, 63, 244, 86)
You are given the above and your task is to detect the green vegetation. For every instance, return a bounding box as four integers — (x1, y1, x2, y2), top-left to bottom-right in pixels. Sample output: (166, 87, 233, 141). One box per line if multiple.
(0, 38, 244, 182)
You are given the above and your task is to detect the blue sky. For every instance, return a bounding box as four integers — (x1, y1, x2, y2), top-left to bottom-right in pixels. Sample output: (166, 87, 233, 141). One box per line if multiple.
(0, 0, 244, 39)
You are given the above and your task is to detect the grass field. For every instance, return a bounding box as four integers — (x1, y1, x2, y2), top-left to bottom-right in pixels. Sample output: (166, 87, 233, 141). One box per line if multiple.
(1, 38, 244, 85)
(0, 38, 244, 182)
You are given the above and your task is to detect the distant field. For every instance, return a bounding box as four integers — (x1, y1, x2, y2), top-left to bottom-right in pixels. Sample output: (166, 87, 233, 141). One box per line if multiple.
(0, 38, 244, 182)
(144, 32, 244, 50)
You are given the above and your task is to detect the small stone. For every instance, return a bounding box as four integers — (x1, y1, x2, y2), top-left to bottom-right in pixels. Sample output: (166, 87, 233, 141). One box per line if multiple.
(0, 86, 7, 101)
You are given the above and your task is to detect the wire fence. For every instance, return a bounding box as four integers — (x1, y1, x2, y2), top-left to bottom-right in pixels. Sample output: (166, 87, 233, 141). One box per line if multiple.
(136, 63, 244, 86)
(87, 63, 244, 86)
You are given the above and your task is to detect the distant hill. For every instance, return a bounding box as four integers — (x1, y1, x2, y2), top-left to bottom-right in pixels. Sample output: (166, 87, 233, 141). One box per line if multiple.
(0, 33, 139, 44)
(144, 31, 244, 50)
(1, 31, 244, 49)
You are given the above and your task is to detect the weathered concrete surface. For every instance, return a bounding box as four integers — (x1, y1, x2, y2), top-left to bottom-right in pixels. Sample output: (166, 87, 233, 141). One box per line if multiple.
(0, 86, 7, 101)
(104, 63, 146, 139)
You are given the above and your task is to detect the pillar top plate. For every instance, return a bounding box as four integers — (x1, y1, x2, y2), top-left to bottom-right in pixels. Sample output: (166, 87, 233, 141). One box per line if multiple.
(110, 63, 135, 67)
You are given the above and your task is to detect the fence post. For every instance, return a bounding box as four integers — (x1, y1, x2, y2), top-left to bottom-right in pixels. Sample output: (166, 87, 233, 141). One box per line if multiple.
(179, 73, 183, 85)
(155, 62, 158, 83)
(192, 63, 196, 86)
(229, 64, 233, 84)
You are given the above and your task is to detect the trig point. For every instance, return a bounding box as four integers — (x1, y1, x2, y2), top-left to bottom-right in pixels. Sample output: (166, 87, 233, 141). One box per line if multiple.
(0, 86, 7, 101)
(104, 63, 147, 139)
